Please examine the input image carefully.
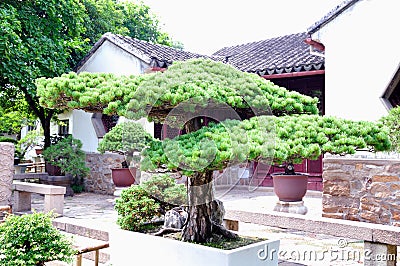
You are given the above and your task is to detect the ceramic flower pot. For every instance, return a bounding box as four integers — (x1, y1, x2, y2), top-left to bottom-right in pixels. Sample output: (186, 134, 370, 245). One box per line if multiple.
(272, 173, 308, 202)
(111, 167, 136, 187)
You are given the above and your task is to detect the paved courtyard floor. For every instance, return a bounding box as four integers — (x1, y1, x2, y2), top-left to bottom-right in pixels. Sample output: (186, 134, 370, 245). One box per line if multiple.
(22, 186, 375, 265)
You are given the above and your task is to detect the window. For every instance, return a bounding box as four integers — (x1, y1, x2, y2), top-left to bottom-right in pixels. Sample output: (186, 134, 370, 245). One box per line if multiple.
(58, 120, 69, 136)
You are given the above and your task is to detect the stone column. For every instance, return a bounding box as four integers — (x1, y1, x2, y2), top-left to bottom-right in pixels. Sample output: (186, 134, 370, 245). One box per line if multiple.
(0, 142, 14, 206)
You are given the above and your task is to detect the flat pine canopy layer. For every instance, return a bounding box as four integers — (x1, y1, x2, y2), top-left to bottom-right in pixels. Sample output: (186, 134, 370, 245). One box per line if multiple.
(36, 58, 391, 172)
(141, 115, 390, 175)
(36, 58, 319, 121)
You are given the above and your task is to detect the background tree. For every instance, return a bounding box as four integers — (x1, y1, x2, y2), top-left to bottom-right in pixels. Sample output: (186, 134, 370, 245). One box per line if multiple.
(75, 0, 182, 65)
(36, 59, 391, 242)
(0, 96, 35, 136)
(0, 0, 177, 147)
(0, 0, 86, 147)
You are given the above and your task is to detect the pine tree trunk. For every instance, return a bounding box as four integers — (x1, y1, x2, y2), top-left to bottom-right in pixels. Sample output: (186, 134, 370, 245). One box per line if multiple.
(181, 170, 214, 242)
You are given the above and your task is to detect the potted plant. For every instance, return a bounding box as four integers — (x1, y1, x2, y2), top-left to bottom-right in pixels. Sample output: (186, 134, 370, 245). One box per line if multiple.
(97, 121, 153, 187)
(270, 114, 391, 206)
(42, 135, 90, 195)
(0, 212, 76, 265)
(16, 130, 43, 161)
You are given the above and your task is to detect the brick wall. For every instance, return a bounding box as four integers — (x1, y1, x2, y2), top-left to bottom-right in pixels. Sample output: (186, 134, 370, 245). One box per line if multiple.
(85, 153, 125, 195)
(323, 157, 400, 226)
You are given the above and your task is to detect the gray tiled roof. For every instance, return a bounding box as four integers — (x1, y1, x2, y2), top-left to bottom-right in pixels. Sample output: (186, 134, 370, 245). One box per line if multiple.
(75, 32, 324, 76)
(212, 32, 324, 75)
(75, 33, 222, 71)
(307, 0, 360, 34)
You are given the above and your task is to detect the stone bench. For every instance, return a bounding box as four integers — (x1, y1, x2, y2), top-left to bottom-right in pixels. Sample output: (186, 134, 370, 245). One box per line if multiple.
(12, 181, 66, 216)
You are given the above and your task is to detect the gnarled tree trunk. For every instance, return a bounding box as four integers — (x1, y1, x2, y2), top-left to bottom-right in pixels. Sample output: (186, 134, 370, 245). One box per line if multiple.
(181, 170, 214, 242)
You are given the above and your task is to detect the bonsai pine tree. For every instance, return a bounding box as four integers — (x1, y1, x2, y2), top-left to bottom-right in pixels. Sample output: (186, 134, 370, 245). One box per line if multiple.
(98, 121, 153, 167)
(36, 59, 391, 242)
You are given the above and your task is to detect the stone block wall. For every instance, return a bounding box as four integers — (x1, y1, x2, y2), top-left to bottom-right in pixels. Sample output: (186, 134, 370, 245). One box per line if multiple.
(85, 153, 125, 195)
(323, 157, 400, 226)
(0, 142, 14, 206)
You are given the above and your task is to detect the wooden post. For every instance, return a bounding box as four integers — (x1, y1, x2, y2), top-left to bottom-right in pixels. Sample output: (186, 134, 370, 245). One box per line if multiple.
(75, 254, 82, 266)
(95, 250, 99, 266)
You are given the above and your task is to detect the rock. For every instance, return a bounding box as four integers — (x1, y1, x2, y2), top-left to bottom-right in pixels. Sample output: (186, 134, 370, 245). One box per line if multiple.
(211, 199, 225, 225)
(164, 207, 188, 229)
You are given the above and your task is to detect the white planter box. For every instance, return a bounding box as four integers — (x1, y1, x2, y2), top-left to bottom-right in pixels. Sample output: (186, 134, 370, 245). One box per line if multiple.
(109, 228, 280, 266)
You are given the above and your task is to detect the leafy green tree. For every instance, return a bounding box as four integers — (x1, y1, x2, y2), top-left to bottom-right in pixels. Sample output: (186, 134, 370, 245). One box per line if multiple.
(0, 0, 177, 148)
(0, 96, 36, 135)
(36, 59, 391, 242)
(79, 0, 180, 60)
(0, 0, 86, 148)
(0, 212, 76, 266)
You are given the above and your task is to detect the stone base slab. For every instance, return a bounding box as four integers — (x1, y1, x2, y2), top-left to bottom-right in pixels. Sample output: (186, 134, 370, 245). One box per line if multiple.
(273, 200, 308, 215)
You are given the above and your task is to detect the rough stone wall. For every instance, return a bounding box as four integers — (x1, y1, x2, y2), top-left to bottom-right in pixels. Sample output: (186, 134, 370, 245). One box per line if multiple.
(85, 153, 124, 195)
(0, 142, 14, 206)
(323, 158, 400, 226)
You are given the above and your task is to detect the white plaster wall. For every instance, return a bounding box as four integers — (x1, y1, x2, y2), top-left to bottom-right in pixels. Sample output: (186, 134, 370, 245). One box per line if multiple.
(51, 111, 98, 152)
(79, 40, 149, 75)
(60, 40, 154, 152)
(312, 0, 400, 121)
(71, 110, 99, 152)
(117, 117, 154, 136)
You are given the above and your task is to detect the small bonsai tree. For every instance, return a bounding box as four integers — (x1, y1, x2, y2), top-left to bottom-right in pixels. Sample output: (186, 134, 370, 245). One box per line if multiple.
(0, 212, 76, 266)
(36, 58, 391, 243)
(16, 130, 43, 159)
(97, 121, 153, 168)
(115, 174, 187, 231)
(43, 135, 89, 191)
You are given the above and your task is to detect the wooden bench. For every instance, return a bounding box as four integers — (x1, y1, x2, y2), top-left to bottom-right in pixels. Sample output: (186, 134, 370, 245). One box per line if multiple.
(12, 181, 66, 216)
(226, 209, 399, 266)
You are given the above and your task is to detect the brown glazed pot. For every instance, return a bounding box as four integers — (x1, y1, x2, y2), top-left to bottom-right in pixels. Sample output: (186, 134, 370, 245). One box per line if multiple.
(111, 168, 136, 187)
(272, 173, 308, 202)
(45, 162, 63, 176)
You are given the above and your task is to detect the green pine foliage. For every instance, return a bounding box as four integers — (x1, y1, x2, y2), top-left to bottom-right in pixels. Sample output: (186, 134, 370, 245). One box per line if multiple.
(98, 121, 153, 155)
(141, 115, 391, 175)
(141, 174, 187, 207)
(381, 106, 400, 153)
(36, 59, 319, 120)
(36, 59, 391, 174)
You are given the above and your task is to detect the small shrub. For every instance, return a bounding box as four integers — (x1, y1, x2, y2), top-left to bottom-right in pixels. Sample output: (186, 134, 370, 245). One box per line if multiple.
(43, 135, 89, 178)
(114, 185, 160, 231)
(141, 174, 187, 207)
(0, 212, 76, 266)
